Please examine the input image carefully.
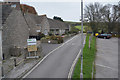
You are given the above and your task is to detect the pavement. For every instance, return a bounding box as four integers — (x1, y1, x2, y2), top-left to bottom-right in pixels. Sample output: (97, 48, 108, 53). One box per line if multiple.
(23, 34, 85, 78)
(95, 38, 118, 78)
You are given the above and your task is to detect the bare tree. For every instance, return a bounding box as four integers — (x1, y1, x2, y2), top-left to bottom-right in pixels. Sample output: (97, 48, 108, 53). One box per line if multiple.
(101, 3, 119, 33)
(84, 2, 103, 34)
(84, 2, 120, 34)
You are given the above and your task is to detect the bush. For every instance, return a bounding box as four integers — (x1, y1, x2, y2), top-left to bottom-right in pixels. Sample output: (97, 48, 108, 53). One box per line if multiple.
(56, 36, 64, 44)
(50, 35, 57, 40)
(68, 31, 72, 34)
(38, 32, 45, 39)
(70, 26, 79, 34)
(50, 35, 63, 44)
(48, 32, 53, 36)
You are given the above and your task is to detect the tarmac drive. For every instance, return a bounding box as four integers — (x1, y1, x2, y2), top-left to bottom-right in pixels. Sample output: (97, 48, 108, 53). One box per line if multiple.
(25, 34, 85, 78)
(95, 38, 118, 78)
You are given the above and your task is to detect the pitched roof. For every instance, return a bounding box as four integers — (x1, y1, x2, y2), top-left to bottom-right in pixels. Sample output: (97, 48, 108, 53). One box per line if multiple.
(48, 18, 69, 29)
(2, 3, 13, 24)
(24, 13, 46, 24)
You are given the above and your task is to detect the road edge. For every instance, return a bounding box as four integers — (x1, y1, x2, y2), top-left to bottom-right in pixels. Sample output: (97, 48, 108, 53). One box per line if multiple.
(22, 34, 79, 78)
(67, 35, 86, 79)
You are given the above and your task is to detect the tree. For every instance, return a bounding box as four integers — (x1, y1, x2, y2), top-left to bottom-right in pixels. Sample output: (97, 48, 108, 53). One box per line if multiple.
(84, 2, 120, 34)
(53, 16, 63, 22)
(84, 2, 103, 34)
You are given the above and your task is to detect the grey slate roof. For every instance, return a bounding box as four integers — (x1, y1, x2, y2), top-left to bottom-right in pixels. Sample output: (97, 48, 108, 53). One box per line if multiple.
(24, 13, 39, 36)
(2, 4, 13, 24)
(47, 18, 69, 30)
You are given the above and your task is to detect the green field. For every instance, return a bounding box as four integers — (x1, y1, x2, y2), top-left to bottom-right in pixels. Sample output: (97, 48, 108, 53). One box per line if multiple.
(75, 25, 87, 32)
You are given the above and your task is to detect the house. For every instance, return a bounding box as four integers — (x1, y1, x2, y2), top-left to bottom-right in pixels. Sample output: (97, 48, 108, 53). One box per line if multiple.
(24, 13, 50, 37)
(47, 18, 70, 35)
(24, 14, 70, 36)
(2, 1, 29, 58)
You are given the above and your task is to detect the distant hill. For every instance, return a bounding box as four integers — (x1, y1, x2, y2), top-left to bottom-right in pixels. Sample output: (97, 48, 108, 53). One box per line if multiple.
(64, 21, 80, 24)
(64, 21, 81, 27)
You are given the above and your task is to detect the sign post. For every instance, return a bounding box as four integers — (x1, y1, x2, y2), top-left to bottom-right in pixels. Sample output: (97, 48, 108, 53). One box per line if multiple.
(27, 39, 39, 59)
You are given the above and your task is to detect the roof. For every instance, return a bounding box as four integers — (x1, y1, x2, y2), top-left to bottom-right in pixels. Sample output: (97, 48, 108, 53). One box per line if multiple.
(2, 3, 13, 24)
(24, 13, 46, 24)
(48, 18, 69, 29)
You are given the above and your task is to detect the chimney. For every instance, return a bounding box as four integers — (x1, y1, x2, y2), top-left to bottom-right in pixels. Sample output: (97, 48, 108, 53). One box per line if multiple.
(4, 0, 21, 10)
(4, 0, 20, 2)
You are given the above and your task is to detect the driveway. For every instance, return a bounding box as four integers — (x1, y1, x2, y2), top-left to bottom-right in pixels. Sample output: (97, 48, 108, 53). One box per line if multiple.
(23, 34, 85, 78)
(95, 38, 118, 78)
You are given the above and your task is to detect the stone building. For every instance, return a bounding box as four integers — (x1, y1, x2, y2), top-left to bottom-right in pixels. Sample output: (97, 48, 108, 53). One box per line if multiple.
(2, 1, 29, 58)
(47, 18, 69, 35)
(24, 13, 49, 36)
(24, 13, 70, 36)
(38, 15, 50, 35)
(1, 0, 70, 58)
(2, 10, 29, 58)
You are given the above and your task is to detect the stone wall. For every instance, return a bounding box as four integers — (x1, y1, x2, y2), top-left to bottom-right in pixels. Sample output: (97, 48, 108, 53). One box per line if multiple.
(40, 15, 50, 35)
(2, 9, 29, 58)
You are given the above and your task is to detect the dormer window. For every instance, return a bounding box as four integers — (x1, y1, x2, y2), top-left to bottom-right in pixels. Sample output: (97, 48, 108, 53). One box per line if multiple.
(11, 4, 16, 8)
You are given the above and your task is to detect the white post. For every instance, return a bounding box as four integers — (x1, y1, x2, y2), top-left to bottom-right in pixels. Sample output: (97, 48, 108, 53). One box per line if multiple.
(0, 27, 3, 79)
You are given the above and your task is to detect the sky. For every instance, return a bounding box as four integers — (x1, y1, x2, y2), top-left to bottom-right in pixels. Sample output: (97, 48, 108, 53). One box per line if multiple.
(0, 0, 119, 22)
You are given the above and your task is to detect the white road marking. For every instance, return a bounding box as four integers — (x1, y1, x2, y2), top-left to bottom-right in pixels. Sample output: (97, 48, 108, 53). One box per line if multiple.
(96, 64, 117, 71)
(67, 35, 86, 79)
(22, 35, 78, 78)
(68, 49, 81, 79)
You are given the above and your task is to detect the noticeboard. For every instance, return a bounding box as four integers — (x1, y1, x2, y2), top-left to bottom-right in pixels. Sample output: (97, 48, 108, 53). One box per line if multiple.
(28, 45, 37, 52)
(27, 39, 37, 52)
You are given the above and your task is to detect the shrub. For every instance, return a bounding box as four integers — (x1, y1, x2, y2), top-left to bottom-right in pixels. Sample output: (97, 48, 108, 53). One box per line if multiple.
(38, 32, 45, 39)
(50, 35, 57, 40)
(68, 31, 72, 34)
(56, 36, 64, 44)
(50, 36, 64, 44)
(48, 32, 53, 36)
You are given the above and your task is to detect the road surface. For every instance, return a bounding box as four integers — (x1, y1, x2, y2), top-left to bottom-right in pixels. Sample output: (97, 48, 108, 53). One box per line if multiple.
(24, 34, 85, 78)
(95, 38, 118, 78)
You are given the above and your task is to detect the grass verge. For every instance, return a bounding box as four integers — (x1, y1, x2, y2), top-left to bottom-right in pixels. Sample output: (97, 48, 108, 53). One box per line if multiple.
(72, 34, 96, 79)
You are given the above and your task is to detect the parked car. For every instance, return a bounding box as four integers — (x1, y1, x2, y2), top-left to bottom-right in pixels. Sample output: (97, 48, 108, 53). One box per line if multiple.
(97, 34, 112, 39)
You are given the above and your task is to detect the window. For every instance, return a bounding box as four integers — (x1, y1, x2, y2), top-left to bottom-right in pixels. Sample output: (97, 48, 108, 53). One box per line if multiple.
(11, 4, 16, 8)
(56, 29, 59, 31)
(50, 29, 54, 31)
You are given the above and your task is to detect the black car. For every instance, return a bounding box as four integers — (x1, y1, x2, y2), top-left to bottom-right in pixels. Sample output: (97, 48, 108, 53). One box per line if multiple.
(97, 34, 112, 39)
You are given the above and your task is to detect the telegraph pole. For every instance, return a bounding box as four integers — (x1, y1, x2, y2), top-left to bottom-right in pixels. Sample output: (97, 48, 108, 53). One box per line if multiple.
(80, 0, 83, 79)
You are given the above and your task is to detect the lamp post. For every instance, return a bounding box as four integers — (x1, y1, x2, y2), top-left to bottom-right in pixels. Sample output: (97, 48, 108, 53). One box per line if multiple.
(0, 26, 3, 79)
(80, 0, 83, 79)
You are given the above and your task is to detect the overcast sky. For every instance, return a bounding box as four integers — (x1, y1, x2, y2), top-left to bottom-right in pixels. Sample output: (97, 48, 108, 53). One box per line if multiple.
(1, 0, 119, 22)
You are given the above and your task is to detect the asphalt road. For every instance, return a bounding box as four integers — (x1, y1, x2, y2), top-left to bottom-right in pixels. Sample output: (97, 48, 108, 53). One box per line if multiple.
(40, 35, 74, 56)
(24, 34, 85, 78)
(95, 38, 118, 78)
